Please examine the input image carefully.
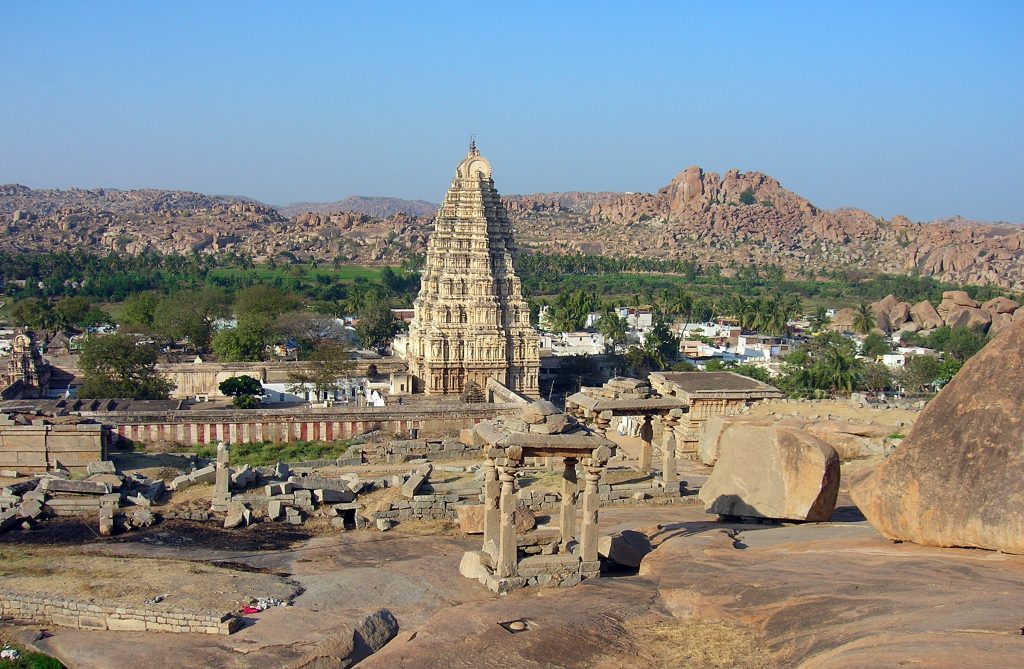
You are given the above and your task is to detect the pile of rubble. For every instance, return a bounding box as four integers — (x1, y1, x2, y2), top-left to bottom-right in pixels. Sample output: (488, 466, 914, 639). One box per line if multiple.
(1, 460, 164, 536)
(580, 377, 655, 401)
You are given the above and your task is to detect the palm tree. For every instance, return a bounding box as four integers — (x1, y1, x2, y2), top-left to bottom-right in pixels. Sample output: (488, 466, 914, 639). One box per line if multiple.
(852, 302, 875, 335)
(816, 343, 862, 394)
(596, 312, 628, 352)
(810, 306, 831, 332)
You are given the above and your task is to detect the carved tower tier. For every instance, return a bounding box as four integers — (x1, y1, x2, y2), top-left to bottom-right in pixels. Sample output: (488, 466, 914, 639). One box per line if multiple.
(407, 143, 540, 396)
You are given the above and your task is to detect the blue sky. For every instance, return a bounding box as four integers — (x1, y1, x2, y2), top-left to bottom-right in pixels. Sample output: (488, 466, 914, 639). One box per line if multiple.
(2, 1, 1022, 222)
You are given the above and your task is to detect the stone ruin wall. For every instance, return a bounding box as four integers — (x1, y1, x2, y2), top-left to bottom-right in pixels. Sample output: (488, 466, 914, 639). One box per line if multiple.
(0, 588, 239, 635)
(0, 422, 108, 473)
(98, 404, 520, 448)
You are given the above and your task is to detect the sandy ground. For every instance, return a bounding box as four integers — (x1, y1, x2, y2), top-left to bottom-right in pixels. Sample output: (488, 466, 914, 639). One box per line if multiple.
(0, 545, 297, 610)
(7, 498, 1024, 669)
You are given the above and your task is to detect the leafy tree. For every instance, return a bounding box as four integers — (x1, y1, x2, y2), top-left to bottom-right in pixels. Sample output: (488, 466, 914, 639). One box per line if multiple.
(120, 291, 161, 328)
(286, 340, 355, 400)
(545, 289, 598, 333)
(738, 189, 756, 205)
(53, 296, 107, 330)
(731, 363, 772, 383)
(895, 354, 942, 395)
(274, 311, 348, 355)
(152, 286, 229, 350)
(861, 362, 894, 393)
(234, 285, 302, 319)
(77, 334, 173, 399)
(355, 304, 403, 350)
(778, 332, 863, 396)
(861, 332, 891, 358)
(644, 316, 680, 364)
(219, 375, 264, 408)
(852, 302, 875, 335)
(211, 315, 273, 362)
(11, 298, 56, 331)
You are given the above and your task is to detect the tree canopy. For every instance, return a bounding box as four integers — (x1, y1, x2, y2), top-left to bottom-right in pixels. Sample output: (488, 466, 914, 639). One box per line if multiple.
(77, 334, 173, 400)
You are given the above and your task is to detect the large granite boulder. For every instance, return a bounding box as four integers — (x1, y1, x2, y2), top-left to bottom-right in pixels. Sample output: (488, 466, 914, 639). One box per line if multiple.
(699, 423, 840, 522)
(910, 300, 943, 329)
(981, 296, 1020, 315)
(852, 317, 1024, 553)
(945, 305, 991, 332)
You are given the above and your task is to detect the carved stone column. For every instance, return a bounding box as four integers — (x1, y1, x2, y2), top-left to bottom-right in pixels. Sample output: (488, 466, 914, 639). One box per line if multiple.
(483, 457, 500, 549)
(595, 410, 615, 458)
(559, 458, 579, 553)
(496, 464, 518, 578)
(212, 441, 231, 512)
(580, 465, 602, 563)
(661, 412, 680, 494)
(639, 415, 654, 471)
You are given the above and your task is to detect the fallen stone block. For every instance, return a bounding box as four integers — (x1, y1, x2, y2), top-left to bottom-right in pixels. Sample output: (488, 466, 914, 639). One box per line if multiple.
(126, 493, 151, 507)
(17, 498, 44, 520)
(331, 517, 348, 530)
(130, 508, 156, 528)
(265, 482, 295, 496)
(598, 530, 653, 568)
(266, 499, 283, 521)
(41, 478, 111, 495)
(87, 473, 123, 491)
(285, 506, 303, 525)
(231, 465, 258, 489)
(98, 505, 114, 537)
(86, 461, 117, 475)
(376, 518, 394, 532)
(0, 470, 20, 478)
(456, 504, 534, 534)
(190, 465, 217, 486)
(314, 488, 354, 504)
(224, 502, 252, 529)
(0, 508, 21, 533)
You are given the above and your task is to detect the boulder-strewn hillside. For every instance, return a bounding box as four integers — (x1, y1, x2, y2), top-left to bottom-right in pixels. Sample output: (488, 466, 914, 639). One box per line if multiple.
(3, 166, 1023, 289)
(278, 195, 438, 219)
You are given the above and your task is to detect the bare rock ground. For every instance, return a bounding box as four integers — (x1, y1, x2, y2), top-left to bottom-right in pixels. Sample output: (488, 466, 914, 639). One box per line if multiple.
(8, 495, 1023, 668)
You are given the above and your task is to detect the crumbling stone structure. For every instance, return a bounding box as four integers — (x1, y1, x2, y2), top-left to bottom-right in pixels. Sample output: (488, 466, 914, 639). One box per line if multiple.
(406, 142, 540, 397)
(460, 403, 614, 593)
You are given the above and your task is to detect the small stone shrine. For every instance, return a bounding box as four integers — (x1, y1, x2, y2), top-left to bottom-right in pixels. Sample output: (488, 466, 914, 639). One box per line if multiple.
(459, 401, 615, 593)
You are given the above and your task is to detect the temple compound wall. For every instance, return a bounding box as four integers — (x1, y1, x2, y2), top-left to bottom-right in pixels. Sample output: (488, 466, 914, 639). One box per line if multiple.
(95, 404, 520, 447)
(0, 417, 108, 474)
(406, 143, 540, 397)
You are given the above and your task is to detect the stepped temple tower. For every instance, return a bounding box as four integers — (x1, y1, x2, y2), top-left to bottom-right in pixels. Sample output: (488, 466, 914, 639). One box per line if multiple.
(406, 142, 540, 397)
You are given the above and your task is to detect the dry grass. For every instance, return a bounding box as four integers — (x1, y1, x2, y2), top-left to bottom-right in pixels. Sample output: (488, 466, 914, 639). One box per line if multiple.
(0, 546, 298, 611)
(625, 616, 771, 669)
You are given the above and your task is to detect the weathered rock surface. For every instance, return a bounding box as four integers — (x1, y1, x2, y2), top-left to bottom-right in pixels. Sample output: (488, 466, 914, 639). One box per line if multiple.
(7, 172, 1024, 289)
(455, 504, 535, 534)
(910, 299, 944, 329)
(597, 530, 653, 568)
(852, 317, 1024, 553)
(700, 424, 840, 521)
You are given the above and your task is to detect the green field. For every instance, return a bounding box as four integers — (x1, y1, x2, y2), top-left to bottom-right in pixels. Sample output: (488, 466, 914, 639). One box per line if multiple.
(208, 264, 388, 283)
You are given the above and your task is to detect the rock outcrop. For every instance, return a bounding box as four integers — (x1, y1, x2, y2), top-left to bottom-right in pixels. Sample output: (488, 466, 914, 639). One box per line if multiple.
(5, 170, 1024, 288)
(699, 423, 840, 522)
(852, 317, 1024, 554)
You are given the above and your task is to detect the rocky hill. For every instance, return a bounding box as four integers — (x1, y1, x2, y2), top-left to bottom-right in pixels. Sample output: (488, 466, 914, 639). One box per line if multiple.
(278, 196, 438, 219)
(3, 168, 1023, 289)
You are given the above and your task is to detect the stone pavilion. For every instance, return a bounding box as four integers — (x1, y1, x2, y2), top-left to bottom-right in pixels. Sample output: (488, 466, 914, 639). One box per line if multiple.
(406, 142, 540, 397)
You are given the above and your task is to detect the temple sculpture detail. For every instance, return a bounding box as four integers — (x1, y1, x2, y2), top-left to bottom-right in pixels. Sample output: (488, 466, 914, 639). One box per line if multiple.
(406, 142, 540, 396)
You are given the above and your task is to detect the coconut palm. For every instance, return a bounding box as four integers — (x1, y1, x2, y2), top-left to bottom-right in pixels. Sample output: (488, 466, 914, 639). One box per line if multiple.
(852, 302, 875, 335)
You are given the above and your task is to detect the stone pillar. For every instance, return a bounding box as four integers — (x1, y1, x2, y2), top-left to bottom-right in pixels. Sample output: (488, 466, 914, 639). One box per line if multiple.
(212, 441, 231, 512)
(483, 458, 500, 548)
(580, 466, 601, 563)
(661, 413, 679, 494)
(559, 457, 578, 553)
(496, 464, 518, 578)
(595, 410, 615, 458)
(639, 415, 654, 471)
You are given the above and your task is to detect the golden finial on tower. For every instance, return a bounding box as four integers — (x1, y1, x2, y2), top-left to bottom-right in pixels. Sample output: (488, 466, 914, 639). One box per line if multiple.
(469, 134, 479, 156)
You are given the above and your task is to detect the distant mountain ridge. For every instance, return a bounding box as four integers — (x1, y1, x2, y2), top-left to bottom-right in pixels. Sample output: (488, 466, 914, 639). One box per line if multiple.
(2, 167, 1024, 290)
(278, 195, 438, 219)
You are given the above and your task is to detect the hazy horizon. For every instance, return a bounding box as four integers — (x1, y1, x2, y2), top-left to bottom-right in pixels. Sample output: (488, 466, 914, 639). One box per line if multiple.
(3, 1, 1022, 222)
